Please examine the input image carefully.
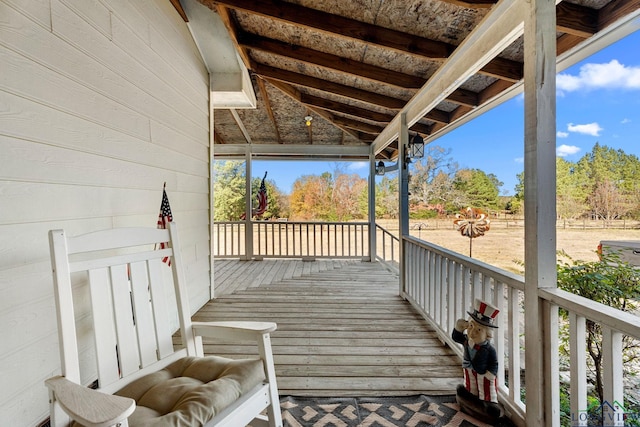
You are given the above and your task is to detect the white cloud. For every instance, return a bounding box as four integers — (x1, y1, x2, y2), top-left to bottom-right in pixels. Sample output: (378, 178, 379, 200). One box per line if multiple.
(348, 161, 368, 171)
(556, 144, 581, 157)
(557, 60, 640, 93)
(567, 122, 603, 136)
(514, 157, 524, 164)
(557, 131, 569, 138)
(621, 118, 632, 124)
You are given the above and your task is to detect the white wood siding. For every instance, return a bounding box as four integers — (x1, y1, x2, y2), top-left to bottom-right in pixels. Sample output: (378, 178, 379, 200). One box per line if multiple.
(0, 1, 211, 425)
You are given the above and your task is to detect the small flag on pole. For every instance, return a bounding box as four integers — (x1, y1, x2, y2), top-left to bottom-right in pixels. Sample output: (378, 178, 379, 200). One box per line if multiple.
(157, 183, 173, 265)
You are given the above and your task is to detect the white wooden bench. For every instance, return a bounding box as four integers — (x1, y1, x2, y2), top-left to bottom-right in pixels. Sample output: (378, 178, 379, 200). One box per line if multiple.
(46, 222, 282, 427)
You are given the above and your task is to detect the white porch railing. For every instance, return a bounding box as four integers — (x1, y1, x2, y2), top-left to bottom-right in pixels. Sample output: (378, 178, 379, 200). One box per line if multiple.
(213, 221, 369, 259)
(375, 224, 400, 271)
(402, 235, 640, 427)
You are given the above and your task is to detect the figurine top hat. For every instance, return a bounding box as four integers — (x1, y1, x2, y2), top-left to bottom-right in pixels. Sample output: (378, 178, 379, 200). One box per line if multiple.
(468, 298, 500, 328)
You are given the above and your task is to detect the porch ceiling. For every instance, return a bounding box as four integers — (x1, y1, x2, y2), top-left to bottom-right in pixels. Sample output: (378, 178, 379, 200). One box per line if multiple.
(175, 0, 640, 161)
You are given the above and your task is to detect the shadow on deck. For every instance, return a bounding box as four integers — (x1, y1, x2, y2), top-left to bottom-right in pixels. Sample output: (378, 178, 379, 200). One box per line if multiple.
(196, 259, 461, 397)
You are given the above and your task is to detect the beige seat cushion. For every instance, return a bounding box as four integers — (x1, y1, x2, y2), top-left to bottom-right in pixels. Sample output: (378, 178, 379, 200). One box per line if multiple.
(112, 356, 266, 426)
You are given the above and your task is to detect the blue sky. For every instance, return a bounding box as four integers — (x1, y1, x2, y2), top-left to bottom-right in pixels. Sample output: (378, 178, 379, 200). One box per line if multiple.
(254, 30, 640, 196)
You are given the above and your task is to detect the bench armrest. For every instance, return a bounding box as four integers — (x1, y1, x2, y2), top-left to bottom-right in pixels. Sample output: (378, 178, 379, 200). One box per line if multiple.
(45, 376, 135, 427)
(192, 321, 277, 341)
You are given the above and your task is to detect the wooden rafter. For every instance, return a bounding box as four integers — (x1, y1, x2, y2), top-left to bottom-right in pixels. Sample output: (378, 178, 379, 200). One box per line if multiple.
(598, 0, 640, 29)
(200, 0, 640, 155)
(256, 77, 281, 143)
(257, 64, 406, 109)
(267, 79, 361, 140)
(214, 5, 252, 69)
(237, 32, 425, 89)
(201, 0, 451, 57)
(255, 62, 479, 109)
(556, 2, 598, 37)
(437, 0, 496, 8)
(204, 0, 523, 82)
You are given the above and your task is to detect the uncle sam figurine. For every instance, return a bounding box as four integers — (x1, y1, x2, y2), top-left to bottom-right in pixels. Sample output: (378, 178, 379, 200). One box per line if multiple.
(452, 298, 504, 423)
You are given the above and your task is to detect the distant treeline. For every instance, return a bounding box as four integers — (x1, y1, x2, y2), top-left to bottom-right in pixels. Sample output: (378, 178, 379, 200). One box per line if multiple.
(213, 143, 640, 222)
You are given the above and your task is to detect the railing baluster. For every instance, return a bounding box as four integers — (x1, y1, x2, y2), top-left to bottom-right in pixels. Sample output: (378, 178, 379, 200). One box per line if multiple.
(472, 271, 482, 301)
(602, 327, 624, 427)
(508, 286, 521, 403)
(569, 312, 587, 427)
(447, 259, 456, 334)
(495, 280, 506, 390)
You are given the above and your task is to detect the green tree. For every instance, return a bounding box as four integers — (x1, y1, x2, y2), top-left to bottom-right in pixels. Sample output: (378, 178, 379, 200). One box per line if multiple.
(576, 143, 640, 219)
(408, 145, 459, 214)
(213, 160, 246, 220)
(213, 161, 287, 220)
(290, 171, 368, 221)
(376, 174, 399, 218)
(556, 157, 588, 219)
(453, 168, 501, 211)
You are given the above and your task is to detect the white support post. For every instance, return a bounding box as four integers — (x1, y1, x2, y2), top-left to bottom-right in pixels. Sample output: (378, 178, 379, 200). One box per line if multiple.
(399, 113, 409, 297)
(368, 151, 376, 262)
(209, 80, 215, 300)
(523, 0, 558, 426)
(244, 148, 253, 260)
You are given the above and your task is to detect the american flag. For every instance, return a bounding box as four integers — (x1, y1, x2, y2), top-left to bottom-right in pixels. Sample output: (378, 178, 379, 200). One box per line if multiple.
(253, 172, 268, 217)
(157, 187, 173, 265)
(240, 172, 268, 220)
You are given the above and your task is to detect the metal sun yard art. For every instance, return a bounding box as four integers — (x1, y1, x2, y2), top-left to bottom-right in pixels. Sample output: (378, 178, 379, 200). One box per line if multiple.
(453, 207, 491, 257)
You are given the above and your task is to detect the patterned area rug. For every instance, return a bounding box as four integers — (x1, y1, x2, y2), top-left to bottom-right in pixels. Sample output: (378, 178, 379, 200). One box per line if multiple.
(279, 395, 515, 427)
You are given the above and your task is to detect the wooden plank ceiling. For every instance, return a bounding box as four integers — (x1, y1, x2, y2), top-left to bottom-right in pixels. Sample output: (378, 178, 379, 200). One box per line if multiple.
(175, 0, 639, 160)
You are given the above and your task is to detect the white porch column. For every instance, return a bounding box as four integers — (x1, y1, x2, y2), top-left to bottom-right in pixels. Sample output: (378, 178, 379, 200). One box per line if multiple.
(399, 113, 409, 296)
(523, 0, 558, 426)
(244, 148, 253, 260)
(368, 151, 376, 262)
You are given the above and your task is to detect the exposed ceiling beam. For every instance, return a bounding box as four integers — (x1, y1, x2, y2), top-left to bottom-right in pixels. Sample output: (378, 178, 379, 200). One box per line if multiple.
(598, 0, 640, 29)
(437, 0, 496, 8)
(230, 108, 252, 144)
(256, 77, 281, 143)
(238, 32, 425, 89)
(204, 0, 523, 82)
(301, 94, 393, 124)
(300, 93, 451, 127)
(255, 62, 479, 109)
(202, 0, 452, 57)
(215, 5, 251, 68)
(266, 79, 362, 140)
(373, 0, 525, 153)
(556, 2, 597, 37)
(256, 64, 406, 109)
(271, 81, 437, 134)
(214, 143, 370, 157)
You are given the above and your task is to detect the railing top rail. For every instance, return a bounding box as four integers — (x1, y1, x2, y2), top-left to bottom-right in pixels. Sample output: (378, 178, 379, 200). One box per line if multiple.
(540, 287, 640, 337)
(375, 224, 400, 241)
(404, 235, 525, 291)
(215, 220, 370, 226)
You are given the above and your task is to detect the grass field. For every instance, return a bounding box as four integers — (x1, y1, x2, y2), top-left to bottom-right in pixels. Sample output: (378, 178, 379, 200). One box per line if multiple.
(379, 219, 640, 274)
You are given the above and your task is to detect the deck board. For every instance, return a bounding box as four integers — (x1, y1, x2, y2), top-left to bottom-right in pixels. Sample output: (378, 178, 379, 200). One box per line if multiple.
(197, 259, 461, 397)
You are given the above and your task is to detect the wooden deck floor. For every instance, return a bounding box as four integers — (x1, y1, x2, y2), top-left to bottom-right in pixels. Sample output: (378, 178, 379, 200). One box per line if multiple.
(195, 259, 461, 397)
